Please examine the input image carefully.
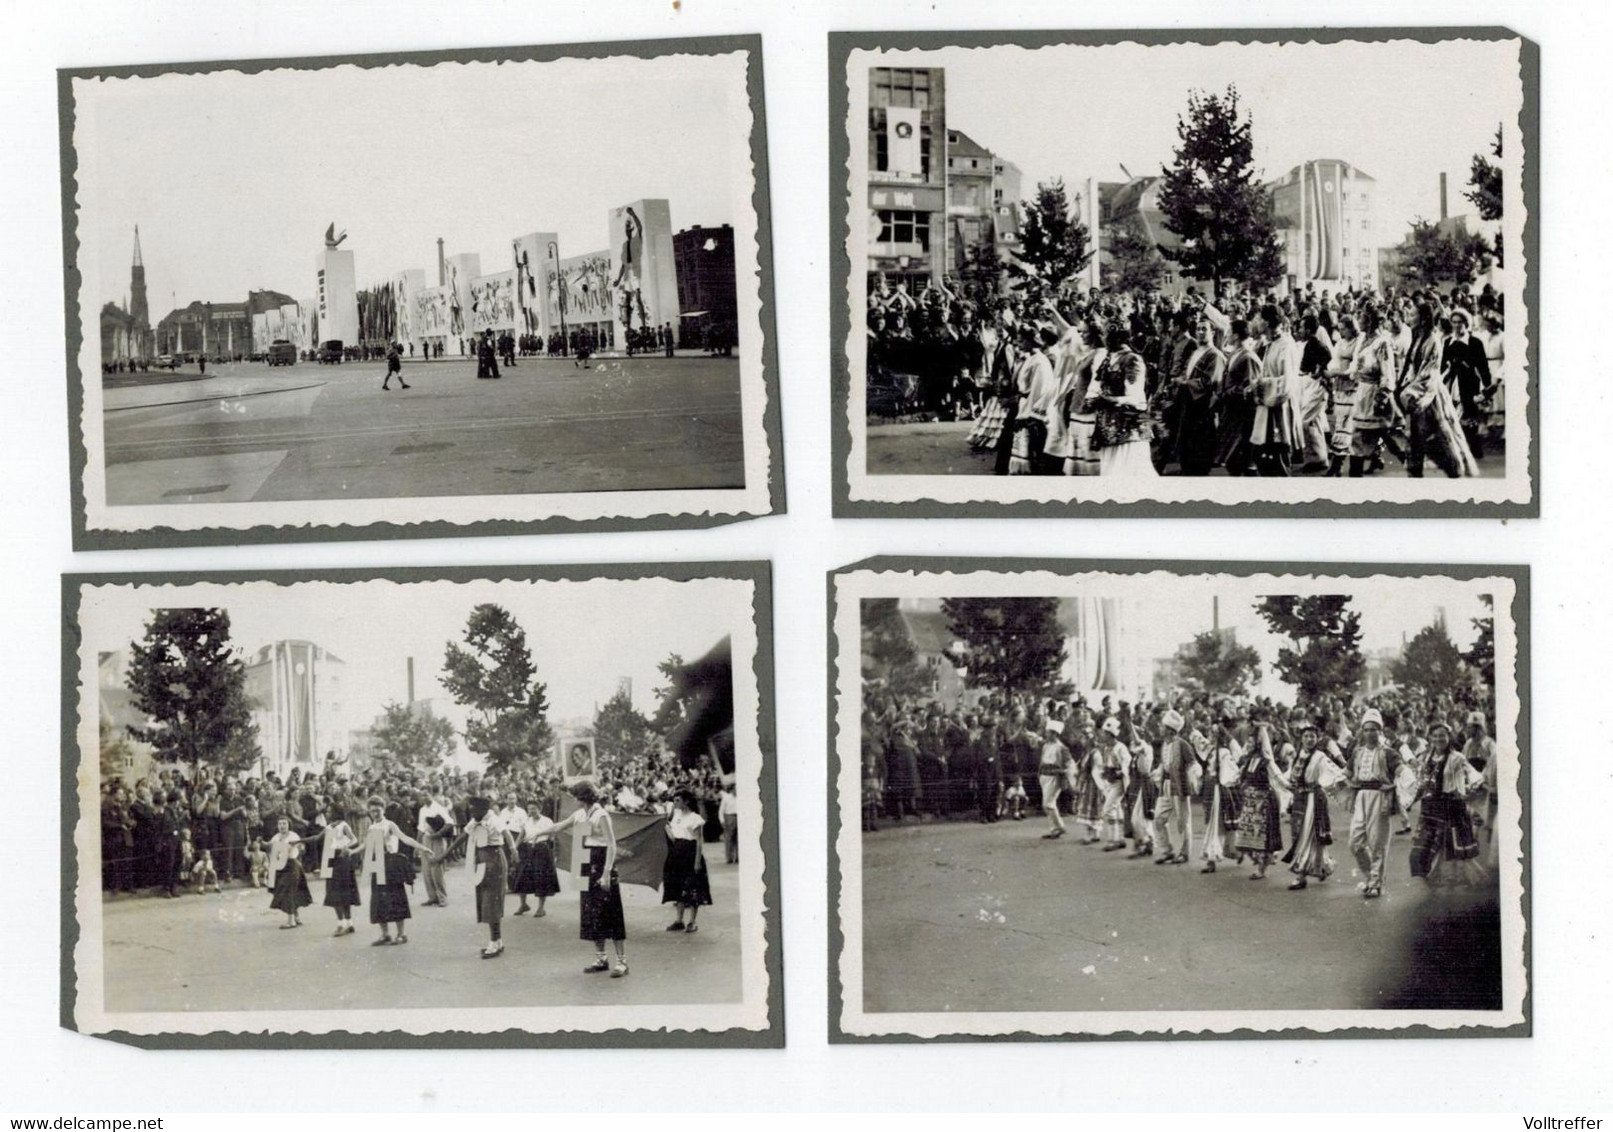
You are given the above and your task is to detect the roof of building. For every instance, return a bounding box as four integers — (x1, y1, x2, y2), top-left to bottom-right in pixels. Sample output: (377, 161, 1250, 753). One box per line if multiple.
(946, 128, 993, 158)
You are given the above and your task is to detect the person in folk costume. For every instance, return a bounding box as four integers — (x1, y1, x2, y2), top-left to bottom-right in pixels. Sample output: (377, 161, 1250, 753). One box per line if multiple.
(1062, 319, 1108, 476)
(1121, 711, 1157, 859)
(1092, 716, 1132, 852)
(1443, 308, 1492, 461)
(1348, 303, 1402, 475)
(662, 789, 714, 932)
(1148, 306, 1200, 473)
(435, 797, 515, 959)
(316, 805, 361, 936)
(1323, 312, 1361, 476)
(1293, 311, 1334, 474)
(1248, 304, 1301, 476)
(1344, 708, 1402, 899)
(1199, 705, 1244, 873)
(1214, 319, 1262, 476)
(1460, 710, 1499, 855)
(1392, 714, 1427, 837)
(883, 715, 921, 820)
(265, 816, 312, 929)
(509, 800, 562, 918)
(416, 791, 456, 908)
(1084, 324, 1156, 477)
(1038, 304, 1090, 476)
(1066, 710, 1104, 844)
(1170, 306, 1228, 476)
(1036, 716, 1072, 841)
(1397, 302, 1479, 478)
(1408, 721, 1488, 887)
(967, 315, 1016, 454)
(1007, 325, 1060, 475)
(548, 781, 630, 978)
(1151, 709, 1196, 865)
(357, 796, 433, 945)
(1282, 720, 1342, 890)
(1233, 714, 1291, 881)
(989, 314, 1027, 474)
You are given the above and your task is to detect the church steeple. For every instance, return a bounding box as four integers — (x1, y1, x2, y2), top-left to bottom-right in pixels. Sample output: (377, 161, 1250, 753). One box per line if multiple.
(129, 226, 148, 330)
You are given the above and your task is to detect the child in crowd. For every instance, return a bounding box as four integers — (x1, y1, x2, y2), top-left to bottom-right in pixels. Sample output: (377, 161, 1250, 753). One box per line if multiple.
(190, 849, 220, 894)
(247, 840, 268, 888)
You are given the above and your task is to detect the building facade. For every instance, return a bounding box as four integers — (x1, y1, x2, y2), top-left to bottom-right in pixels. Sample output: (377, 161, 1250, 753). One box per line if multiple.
(1267, 159, 1381, 293)
(672, 223, 738, 345)
(867, 66, 949, 296)
(242, 640, 348, 780)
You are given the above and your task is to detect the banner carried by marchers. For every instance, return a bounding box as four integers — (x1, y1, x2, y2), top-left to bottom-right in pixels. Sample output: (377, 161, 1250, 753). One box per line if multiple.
(553, 794, 669, 890)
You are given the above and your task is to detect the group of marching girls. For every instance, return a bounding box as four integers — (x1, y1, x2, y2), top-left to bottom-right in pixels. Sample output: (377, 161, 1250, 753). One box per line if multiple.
(262, 781, 714, 974)
(1029, 699, 1496, 897)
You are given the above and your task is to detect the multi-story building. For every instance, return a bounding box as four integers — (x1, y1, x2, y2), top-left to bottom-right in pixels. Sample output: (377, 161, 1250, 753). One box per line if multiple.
(672, 223, 738, 346)
(1267, 159, 1381, 293)
(155, 288, 296, 359)
(867, 65, 948, 296)
(242, 640, 348, 779)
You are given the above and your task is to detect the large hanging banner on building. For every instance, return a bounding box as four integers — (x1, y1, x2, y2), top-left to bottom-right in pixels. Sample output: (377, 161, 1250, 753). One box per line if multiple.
(886, 106, 922, 177)
(511, 232, 553, 338)
(414, 285, 452, 337)
(549, 252, 614, 325)
(393, 270, 422, 346)
(469, 270, 517, 333)
(251, 312, 271, 354)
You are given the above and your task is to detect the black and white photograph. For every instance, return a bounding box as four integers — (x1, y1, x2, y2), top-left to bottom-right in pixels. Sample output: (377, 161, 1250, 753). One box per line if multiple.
(830, 559, 1527, 1040)
(833, 30, 1536, 517)
(64, 564, 780, 1045)
(63, 37, 780, 548)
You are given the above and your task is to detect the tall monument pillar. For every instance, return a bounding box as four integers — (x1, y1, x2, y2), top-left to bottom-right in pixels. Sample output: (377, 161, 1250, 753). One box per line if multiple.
(316, 224, 358, 346)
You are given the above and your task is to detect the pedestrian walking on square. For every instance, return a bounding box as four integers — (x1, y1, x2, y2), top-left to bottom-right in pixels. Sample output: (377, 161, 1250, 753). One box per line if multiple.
(382, 341, 409, 390)
(719, 784, 739, 863)
(1037, 716, 1070, 840)
(1345, 709, 1401, 899)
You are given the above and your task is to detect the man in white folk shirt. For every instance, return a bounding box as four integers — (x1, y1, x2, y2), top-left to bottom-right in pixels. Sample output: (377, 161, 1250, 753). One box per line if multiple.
(1249, 303, 1301, 476)
(1345, 708, 1402, 900)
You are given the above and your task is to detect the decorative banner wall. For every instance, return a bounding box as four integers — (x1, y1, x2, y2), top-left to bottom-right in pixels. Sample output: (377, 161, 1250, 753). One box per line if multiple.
(606, 198, 680, 334)
(414, 285, 452, 338)
(469, 270, 517, 333)
(511, 232, 556, 338)
(548, 251, 614, 325)
(393, 270, 425, 349)
(444, 252, 481, 344)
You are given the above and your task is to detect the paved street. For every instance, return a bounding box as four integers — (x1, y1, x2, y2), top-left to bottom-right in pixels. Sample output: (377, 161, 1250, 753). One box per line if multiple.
(101, 356, 744, 504)
(100, 862, 742, 1013)
(860, 807, 1501, 1014)
(866, 420, 1508, 478)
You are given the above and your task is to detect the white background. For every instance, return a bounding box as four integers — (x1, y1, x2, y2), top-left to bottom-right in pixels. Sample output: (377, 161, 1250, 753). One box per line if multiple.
(2, 0, 1609, 1114)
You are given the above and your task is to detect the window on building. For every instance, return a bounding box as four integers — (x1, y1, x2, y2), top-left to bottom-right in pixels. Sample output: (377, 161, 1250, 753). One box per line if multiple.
(876, 209, 931, 252)
(871, 67, 931, 109)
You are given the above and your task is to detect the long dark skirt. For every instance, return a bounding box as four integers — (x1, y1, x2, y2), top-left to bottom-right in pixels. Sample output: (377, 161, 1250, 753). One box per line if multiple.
(1410, 793, 1481, 878)
(323, 852, 361, 910)
(510, 841, 562, 897)
(369, 877, 411, 925)
(269, 861, 312, 914)
(661, 839, 713, 907)
(1282, 788, 1334, 879)
(579, 845, 626, 942)
(1235, 780, 1284, 853)
(474, 846, 507, 925)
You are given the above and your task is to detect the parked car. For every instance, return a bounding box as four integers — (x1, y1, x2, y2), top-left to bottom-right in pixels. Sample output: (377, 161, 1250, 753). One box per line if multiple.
(268, 340, 298, 367)
(318, 340, 345, 364)
(154, 354, 177, 370)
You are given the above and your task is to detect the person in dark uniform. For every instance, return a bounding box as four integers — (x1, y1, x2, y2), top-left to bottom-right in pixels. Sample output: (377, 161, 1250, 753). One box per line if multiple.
(664, 322, 675, 357)
(382, 341, 409, 390)
(1443, 308, 1491, 460)
(476, 331, 500, 379)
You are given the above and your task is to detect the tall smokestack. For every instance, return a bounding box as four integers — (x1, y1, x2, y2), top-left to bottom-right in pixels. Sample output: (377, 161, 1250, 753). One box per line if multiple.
(437, 238, 446, 286)
(1213, 596, 1219, 633)
(1439, 173, 1448, 221)
(407, 657, 415, 705)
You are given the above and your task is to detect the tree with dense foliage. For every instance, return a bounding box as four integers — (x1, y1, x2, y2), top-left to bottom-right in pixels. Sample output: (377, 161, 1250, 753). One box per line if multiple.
(368, 702, 456, 775)
(1156, 85, 1285, 296)
(1389, 622, 1470, 701)
(1176, 630, 1263, 698)
(960, 229, 1006, 313)
(1398, 218, 1492, 288)
(1102, 217, 1169, 294)
(441, 604, 555, 773)
(590, 689, 664, 770)
(941, 597, 1066, 697)
(1254, 596, 1366, 703)
(1465, 124, 1503, 268)
(1006, 179, 1092, 305)
(124, 607, 261, 774)
(1464, 595, 1496, 688)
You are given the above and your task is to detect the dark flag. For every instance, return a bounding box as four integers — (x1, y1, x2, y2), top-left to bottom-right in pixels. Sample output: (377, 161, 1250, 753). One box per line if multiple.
(552, 796, 669, 890)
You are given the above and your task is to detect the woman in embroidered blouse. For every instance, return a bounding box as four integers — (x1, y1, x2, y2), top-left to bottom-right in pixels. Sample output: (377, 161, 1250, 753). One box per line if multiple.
(1409, 721, 1487, 887)
(661, 789, 713, 934)
(550, 781, 630, 978)
(1282, 721, 1338, 890)
(1083, 326, 1156, 478)
(357, 796, 433, 946)
(1397, 303, 1479, 479)
(1233, 717, 1289, 881)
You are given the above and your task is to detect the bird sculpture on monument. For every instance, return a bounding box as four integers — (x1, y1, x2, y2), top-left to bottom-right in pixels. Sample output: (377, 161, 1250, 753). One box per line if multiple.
(324, 223, 348, 249)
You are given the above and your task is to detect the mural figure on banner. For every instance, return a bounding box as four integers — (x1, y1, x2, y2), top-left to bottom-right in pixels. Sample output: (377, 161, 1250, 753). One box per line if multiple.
(469, 273, 517, 334)
(513, 240, 541, 336)
(612, 205, 648, 331)
(446, 263, 465, 337)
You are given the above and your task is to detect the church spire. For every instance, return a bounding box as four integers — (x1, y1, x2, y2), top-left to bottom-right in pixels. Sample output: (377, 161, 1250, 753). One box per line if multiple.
(132, 225, 144, 268)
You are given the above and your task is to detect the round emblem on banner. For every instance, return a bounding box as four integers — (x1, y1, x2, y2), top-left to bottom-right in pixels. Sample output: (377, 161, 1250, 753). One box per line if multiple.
(1324, 180, 1335, 192)
(895, 121, 914, 139)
